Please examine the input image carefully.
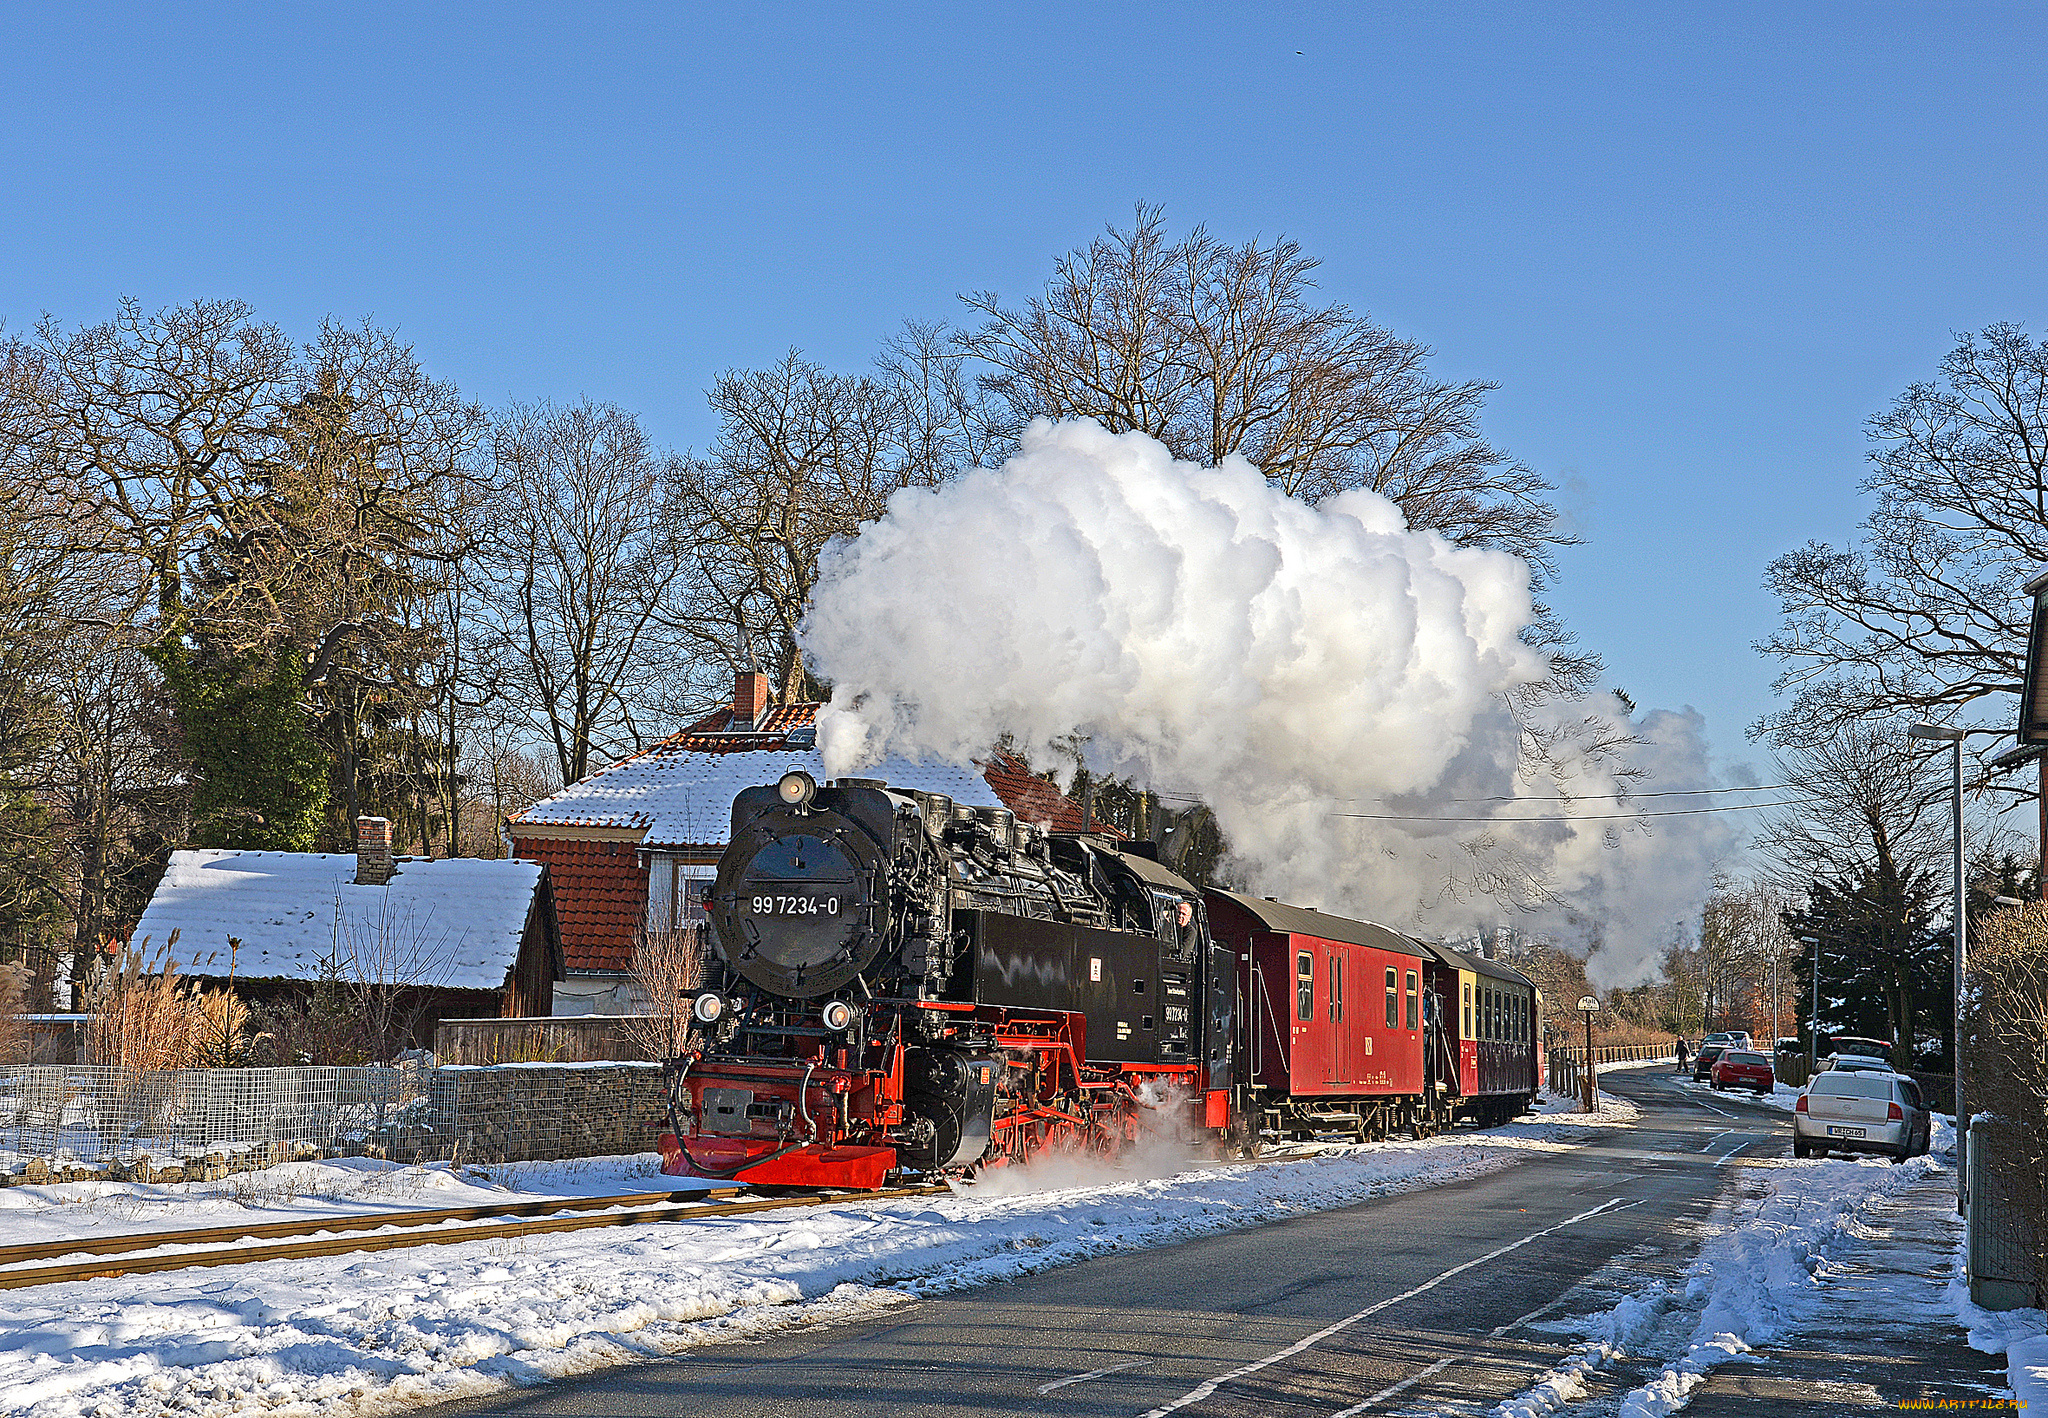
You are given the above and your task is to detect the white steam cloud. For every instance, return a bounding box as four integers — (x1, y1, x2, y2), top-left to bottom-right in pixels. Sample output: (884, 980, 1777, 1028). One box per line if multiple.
(806, 420, 1731, 985)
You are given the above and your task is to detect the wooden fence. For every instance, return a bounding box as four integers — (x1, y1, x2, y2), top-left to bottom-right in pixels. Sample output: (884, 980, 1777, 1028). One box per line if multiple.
(1547, 1042, 1677, 1101)
(432, 1016, 657, 1066)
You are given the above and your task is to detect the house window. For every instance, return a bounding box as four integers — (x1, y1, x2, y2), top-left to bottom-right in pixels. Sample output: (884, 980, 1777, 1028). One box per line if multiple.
(1296, 952, 1314, 1021)
(646, 855, 714, 934)
(1405, 970, 1419, 1030)
(1385, 967, 1399, 1028)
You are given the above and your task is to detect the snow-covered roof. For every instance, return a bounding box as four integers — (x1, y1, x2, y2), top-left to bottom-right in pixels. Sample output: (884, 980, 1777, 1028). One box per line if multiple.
(512, 745, 1001, 847)
(131, 851, 547, 991)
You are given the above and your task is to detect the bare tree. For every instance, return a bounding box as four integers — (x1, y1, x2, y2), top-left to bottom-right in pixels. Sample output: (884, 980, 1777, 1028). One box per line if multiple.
(12, 299, 297, 630)
(672, 350, 976, 701)
(487, 400, 688, 786)
(1756, 724, 1949, 889)
(457, 746, 557, 858)
(958, 207, 1588, 694)
(1757, 323, 2048, 765)
(621, 923, 703, 1063)
(333, 893, 453, 1060)
(1695, 873, 1800, 1039)
(1761, 725, 1965, 1064)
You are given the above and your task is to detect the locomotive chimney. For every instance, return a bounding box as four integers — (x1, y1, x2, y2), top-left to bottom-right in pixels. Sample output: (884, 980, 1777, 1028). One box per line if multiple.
(733, 669, 773, 730)
(355, 816, 394, 886)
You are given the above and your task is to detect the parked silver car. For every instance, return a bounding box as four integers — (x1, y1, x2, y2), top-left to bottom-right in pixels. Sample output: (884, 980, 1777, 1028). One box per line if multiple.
(1793, 1071, 1931, 1161)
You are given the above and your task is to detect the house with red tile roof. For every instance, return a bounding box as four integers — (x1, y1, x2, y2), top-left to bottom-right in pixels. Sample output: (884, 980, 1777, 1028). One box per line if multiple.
(508, 671, 1104, 1014)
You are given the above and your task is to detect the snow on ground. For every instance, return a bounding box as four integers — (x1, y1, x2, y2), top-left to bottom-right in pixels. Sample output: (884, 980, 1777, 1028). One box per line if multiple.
(1946, 1235, 2048, 1411)
(1, 1108, 1624, 1418)
(0, 1152, 705, 1251)
(1494, 1118, 1953, 1418)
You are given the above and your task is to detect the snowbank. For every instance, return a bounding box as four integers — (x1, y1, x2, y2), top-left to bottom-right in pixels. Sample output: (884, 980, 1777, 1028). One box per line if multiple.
(1496, 1123, 1953, 1418)
(1946, 1232, 2047, 1411)
(0, 1113, 1614, 1418)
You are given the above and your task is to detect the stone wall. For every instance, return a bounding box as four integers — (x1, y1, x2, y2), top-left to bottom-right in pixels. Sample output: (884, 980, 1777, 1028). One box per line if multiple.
(435, 1062, 669, 1164)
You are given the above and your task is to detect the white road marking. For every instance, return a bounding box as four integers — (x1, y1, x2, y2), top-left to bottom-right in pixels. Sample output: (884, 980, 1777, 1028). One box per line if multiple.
(1039, 1359, 1151, 1395)
(1331, 1291, 1574, 1416)
(1678, 1089, 1737, 1119)
(1133, 1197, 1641, 1418)
(1716, 1138, 1756, 1166)
(1697, 1128, 1735, 1153)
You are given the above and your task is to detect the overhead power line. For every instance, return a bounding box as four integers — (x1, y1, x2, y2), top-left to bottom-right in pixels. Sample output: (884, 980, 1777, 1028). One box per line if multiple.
(1355, 783, 1806, 805)
(1332, 799, 1814, 824)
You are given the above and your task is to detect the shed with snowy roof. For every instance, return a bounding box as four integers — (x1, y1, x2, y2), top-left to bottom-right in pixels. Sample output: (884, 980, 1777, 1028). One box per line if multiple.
(129, 817, 562, 1045)
(509, 670, 1105, 1015)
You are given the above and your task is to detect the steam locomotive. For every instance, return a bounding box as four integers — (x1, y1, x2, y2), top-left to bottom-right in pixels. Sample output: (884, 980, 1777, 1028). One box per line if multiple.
(656, 771, 1540, 1188)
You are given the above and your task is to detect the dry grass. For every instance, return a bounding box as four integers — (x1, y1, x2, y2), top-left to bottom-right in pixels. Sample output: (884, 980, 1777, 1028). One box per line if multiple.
(1591, 1021, 1680, 1049)
(0, 960, 29, 1065)
(83, 935, 248, 1070)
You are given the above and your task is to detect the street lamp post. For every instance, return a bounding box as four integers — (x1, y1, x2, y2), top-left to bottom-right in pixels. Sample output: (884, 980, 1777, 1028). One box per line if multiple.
(1909, 721, 1968, 1213)
(1577, 995, 1600, 1113)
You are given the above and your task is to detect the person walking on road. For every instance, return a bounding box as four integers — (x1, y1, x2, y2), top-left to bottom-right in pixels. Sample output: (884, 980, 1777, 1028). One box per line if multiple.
(1675, 1037, 1690, 1074)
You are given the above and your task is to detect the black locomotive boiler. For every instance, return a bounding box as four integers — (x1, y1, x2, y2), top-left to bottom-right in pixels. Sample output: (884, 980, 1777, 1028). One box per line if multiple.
(657, 771, 1234, 1187)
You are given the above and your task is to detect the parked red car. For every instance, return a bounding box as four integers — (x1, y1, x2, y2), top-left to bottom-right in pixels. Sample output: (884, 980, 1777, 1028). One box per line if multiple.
(1710, 1049, 1775, 1094)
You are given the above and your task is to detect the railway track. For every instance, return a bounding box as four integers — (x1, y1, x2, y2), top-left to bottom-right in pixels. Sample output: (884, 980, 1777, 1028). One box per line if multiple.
(0, 1132, 1434, 1292)
(0, 1182, 952, 1292)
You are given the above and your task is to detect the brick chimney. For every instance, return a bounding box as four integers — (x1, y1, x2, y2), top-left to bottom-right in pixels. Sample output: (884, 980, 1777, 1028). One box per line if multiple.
(733, 669, 772, 730)
(355, 816, 395, 886)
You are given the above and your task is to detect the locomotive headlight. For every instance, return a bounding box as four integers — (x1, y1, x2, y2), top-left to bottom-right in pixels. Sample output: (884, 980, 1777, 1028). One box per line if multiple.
(692, 991, 727, 1024)
(777, 771, 817, 808)
(819, 999, 856, 1032)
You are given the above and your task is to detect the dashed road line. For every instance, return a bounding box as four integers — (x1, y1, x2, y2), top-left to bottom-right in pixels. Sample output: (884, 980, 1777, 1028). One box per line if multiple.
(1039, 1359, 1151, 1395)
(1135, 1197, 1643, 1418)
(1331, 1289, 1580, 1416)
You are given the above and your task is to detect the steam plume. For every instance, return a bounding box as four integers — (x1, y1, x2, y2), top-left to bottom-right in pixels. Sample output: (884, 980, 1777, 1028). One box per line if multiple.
(806, 420, 1729, 984)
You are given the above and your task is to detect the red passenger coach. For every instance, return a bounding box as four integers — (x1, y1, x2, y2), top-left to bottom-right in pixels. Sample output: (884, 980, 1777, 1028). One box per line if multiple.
(1206, 890, 1448, 1139)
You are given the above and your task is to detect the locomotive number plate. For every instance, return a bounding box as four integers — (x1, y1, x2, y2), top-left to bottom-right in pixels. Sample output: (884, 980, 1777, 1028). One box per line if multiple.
(749, 894, 843, 916)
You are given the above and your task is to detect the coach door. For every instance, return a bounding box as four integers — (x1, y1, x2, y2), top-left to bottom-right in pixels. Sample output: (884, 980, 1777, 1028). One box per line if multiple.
(1326, 948, 1347, 1083)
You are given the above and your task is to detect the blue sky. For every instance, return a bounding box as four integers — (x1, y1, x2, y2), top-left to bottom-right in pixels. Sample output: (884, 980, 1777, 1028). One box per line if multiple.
(9, 2, 2048, 787)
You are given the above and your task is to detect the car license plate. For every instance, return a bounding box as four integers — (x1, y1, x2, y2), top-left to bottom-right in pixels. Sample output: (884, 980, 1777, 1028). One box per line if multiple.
(1826, 1125, 1866, 1139)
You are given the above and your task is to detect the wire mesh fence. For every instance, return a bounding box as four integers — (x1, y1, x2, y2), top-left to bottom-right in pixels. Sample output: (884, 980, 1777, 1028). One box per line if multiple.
(0, 1062, 668, 1180)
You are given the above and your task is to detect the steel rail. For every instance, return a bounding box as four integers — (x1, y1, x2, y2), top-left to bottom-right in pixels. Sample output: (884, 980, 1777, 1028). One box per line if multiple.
(0, 1188, 762, 1268)
(0, 1184, 951, 1292)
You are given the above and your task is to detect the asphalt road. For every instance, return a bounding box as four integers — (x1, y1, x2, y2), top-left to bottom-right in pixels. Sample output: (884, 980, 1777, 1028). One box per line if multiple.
(429, 1068, 1787, 1418)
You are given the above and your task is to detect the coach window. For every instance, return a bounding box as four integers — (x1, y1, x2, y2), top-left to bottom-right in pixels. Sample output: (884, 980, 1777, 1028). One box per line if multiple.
(1385, 967, 1398, 1028)
(1329, 955, 1344, 1022)
(1405, 970, 1419, 1030)
(1462, 982, 1471, 1037)
(1296, 952, 1314, 1022)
